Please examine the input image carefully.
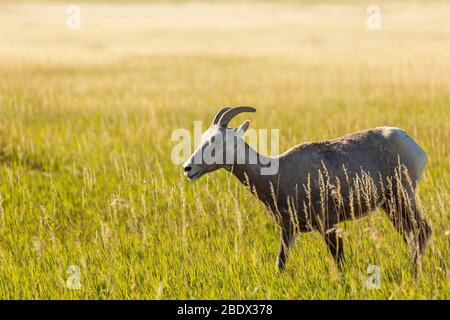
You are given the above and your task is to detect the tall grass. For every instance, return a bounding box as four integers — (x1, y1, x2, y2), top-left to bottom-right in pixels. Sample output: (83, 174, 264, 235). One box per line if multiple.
(0, 1, 448, 299)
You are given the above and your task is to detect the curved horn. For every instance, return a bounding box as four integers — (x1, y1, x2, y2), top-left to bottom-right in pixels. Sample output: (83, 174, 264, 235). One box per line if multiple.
(218, 106, 256, 126)
(212, 107, 231, 125)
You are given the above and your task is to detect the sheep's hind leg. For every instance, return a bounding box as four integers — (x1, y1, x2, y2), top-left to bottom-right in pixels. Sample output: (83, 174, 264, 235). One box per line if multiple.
(382, 189, 432, 276)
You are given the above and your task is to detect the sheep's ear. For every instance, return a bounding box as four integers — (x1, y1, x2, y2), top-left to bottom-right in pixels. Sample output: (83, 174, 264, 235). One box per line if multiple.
(236, 120, 250, 137)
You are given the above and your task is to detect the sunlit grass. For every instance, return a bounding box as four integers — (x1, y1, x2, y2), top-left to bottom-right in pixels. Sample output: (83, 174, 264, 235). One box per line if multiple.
(0, 1, 448, 299)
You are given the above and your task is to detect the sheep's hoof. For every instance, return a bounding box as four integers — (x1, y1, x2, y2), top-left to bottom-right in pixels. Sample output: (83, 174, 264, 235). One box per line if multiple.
(276, 258, 286, 272)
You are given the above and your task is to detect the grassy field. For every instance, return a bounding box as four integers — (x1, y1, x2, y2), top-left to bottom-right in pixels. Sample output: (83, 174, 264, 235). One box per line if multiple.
(0, 1, 448, 299)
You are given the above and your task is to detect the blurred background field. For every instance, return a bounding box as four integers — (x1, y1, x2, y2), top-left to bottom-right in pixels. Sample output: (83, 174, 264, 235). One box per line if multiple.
(0, 1, 448, 299)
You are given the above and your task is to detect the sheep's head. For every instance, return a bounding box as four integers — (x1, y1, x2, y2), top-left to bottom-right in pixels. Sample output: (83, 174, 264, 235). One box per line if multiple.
(183, 106, 255, 180)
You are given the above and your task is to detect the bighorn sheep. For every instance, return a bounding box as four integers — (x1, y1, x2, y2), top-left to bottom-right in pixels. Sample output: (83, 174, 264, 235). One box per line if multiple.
(183, 106, 432, 273)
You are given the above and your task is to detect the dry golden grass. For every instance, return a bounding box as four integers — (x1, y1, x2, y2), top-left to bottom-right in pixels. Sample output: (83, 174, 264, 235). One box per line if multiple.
(0, 1, 448, 299)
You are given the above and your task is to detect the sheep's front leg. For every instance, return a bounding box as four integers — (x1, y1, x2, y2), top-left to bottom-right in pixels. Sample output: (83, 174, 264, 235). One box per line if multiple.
(323, 228, 345, 270)
(276, 221, 295, 271)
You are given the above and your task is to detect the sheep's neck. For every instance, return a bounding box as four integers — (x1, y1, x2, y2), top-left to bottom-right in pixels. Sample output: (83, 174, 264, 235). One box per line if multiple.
(228, 142, 280, 201)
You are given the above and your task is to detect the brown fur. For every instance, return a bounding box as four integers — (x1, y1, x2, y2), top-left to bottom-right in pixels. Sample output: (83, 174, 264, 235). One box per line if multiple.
(227, 127, 431, 272)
